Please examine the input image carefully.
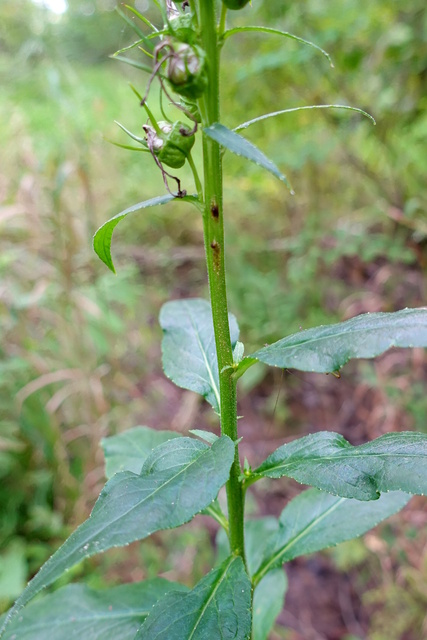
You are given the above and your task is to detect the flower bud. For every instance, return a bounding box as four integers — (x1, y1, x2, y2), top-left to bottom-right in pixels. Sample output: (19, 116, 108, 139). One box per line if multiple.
(167, 42, 207, 99)
(145, 121, 195, 169)
(168, 13, 197, 44)
(222, 0, 250, 10)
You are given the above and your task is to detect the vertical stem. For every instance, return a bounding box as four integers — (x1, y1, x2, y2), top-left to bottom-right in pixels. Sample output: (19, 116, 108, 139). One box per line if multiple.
(197, 0, 245, 561)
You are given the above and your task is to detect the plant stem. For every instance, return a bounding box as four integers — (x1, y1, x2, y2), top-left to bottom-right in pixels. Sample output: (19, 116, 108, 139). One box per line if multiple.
(197, 0, 245, 562)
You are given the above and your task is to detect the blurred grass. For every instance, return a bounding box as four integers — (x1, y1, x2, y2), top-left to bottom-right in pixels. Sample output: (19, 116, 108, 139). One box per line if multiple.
(1, 0, 427, 637)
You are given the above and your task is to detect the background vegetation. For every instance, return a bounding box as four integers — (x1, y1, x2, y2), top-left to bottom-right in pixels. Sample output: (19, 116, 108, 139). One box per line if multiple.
(1, 0, 426, 638)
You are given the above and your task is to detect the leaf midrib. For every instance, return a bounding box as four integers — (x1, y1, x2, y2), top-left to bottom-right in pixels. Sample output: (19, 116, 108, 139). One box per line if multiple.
(256, 315, 425, 355)
(255, 498, 344, 583)
(188, 556, 235, 640)
(184, 302, 221, 411)
(18, 441, 219, 605)
(260, 450, 426, 474)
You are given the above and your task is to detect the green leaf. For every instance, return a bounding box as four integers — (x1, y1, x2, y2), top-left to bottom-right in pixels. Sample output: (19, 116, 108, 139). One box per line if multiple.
(135, 556, 252, 639)
(1, 579, 188, 640)
(203, 123, 293, 192)
(0, 437, 235, 635)
(93, 194, 201, 273)
(222, 26, 332, 66)
(216, 519, 285, 640)
(189, 429, 219, 444)
(111, 54, 154, 74)
(253, 489, 410, 585)
(241, 307, 427, 375)
(102, 426, 180, 478)
(234, 104, 376, 133)
(115, 6, 155, 50)
(160, 298, 240, 414)
(253, 569, 287, 640)
(254, 431, 427, 500)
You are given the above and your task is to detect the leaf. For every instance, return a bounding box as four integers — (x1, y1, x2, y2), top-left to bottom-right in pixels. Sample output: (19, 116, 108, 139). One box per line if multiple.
(201, 498, 228, 530)
(115, 6, 155, 50)
(253, 489, 410, 585)
(222, 26, 332, 66)
(203, 123, 293, 192)
(234, 104, 376, 133)
(134, 556, 252, 639)
(254, 431, 427, 500)
(253, 569, 287, 640)
(189, 429, 219, 444)
(215, 519, 285, 640)
(102, 426, 180, 478)
(240, 307, 427, 375)
(111, 54, 154, 75)
(93, 194, 201, 273)
(0, 436, 235, 635)
(1, 579, 188, 640)
(160, 298, 240, 414)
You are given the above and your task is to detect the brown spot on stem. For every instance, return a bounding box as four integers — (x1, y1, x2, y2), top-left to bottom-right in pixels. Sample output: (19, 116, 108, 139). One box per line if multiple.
(210, 201, 219, 219)
(210, 240, 220, 273)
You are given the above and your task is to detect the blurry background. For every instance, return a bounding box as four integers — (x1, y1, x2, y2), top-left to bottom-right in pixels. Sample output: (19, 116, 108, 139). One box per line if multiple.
(1, 0, 427, 638)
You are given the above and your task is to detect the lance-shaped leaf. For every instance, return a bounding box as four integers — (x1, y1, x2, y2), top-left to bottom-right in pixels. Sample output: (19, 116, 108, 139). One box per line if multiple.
(253, 489, 410, 585)
(239, 307, 427, 376)
(203, 123, 293, 192)
(1, 579, 188, 640)
(253, 569, 287, 640)
(234, 104, 375, 133)
(216, 519, 285, 640)
(254, 431, 427, 500)
(222, 26, 332, 66)
(93, 194, 202, 273)
(135, 556, 252, 639)
(0, 436, 234, 636)
(102, 425, 180, 478)
(160, 298, 240, 414)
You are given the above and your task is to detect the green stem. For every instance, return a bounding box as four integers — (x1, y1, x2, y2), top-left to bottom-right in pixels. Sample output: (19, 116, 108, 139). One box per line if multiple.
(197, 0, 245, 562)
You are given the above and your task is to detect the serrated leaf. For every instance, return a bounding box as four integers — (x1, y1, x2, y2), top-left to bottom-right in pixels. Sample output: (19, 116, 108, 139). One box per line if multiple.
(203, 123, 293, 192)
(160, 298, 239, 414)
(0, 437, 234, 636)
(253, 489, 410, 585)
(241, 307, 427, 375)
(93, 195, 201, 273)
(253, 569, 287, 640)
(102, 426, 180, 478)
(254, 431, 427, 500)
(1, 579, 188, 640)
(135, 556, 252, 640)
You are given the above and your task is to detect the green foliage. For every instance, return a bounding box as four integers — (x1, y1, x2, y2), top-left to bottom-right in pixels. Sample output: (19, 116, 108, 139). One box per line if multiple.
(240, 308, 427, 375)
(135, 557, 251, 639)
(3, 436, 234, 624)
(102, 425, 180, 478)
(252, 490, 410, 584)
(203, 123, 293, 190)
(2, 0, 427, 638)
(160, 298, 239, 414)
(1, 579, 187, 640)
(253, 431, 427, 500)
